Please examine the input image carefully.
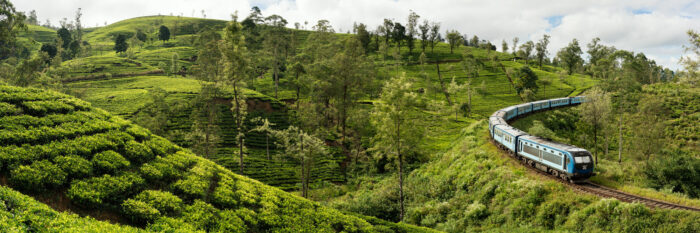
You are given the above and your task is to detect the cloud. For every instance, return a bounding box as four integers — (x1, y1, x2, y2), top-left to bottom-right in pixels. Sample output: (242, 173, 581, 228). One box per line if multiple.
(12, 0, 700, 69)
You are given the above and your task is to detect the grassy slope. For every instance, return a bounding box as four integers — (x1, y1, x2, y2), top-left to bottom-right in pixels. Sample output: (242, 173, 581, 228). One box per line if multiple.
(0, 85, 434, 232)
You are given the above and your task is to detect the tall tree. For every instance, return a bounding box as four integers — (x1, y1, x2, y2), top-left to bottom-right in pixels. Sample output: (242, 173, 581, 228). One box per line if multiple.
(586, 38, 616, 79)
(679, 30, 699, 83)
(501, 39, 509, 54)
(428, 22, 440, 53)
(371, 74, 424, 222)
(392, 22, 406, 52)
(251, 118, 276, 160)
(380, 18, 394, 54)
(263, 14, 289, 99)
(419, 20, 430, 53)
(512, 37, 519, 57)
(158, 25, 170, 43)
(514, 66, 538, 101)
(354, 23, 371, 54)
(331, 37, 373, 144)
(578, 87, 611, 164)
(220, 16, 250, 174)
(0, 0, 26, 60)
(446, 30, 462, 54)
(26, 10, 38, 25)
(273, 126, 327, 198)
(519, 40, 534, 64)
(631, 96, 666, 162)
(469, 35, 479, 47)
(406, 10, 419, 55)
(113, 34, 128, 54)
(535, 34, 550, 68)
(557, 38, 583, 75)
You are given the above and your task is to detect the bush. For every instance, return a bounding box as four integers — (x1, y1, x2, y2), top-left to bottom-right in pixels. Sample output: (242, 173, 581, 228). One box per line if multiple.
(132, 190, 183, 216)
(146, 217, 202, 233)
(143, 136, 176, 156)
(121, 199, 160, 224)
(92, 150, 130, 174)
(215, 210, 247, 233)
(122, 140, 154, 164)
(22, 100, 74, 115)
(10, 160, 66, 191)
(182, 200, 220, 231)
(0, 102, 21, 116)
(67, 172, 145, 206)
(645, 154, 700, 198)
(125, 125, 151, 141)
(54, 155, 92, 178)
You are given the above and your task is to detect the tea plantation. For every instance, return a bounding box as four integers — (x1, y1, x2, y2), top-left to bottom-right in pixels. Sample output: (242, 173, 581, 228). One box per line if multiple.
(0, 84, 435, 232)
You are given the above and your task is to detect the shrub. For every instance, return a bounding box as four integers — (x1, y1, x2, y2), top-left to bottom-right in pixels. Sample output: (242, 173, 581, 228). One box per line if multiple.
(121, 199, 160, 224)
(10, 160, 66, 191)
(54, 155, 92, 178)
(182, 200, 220, 231)
(92, 150, 130, 174)
(172, 174, 210, 200)
(215, 210, 247, 233)
(122, 140, 154, 164)
(146, 217, 202, 233)
(0, 102, 21, 116)
(67, 172, 145, 206)
(125, 125, 151, 141)
(645, 154, 700, 198)
(143, 136, 176, 156)
(132, 190, 183, 216)
(22, 100, 74, 115)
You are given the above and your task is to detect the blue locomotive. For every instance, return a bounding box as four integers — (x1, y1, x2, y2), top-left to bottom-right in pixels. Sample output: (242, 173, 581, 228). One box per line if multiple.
(489, 96, 594, 182)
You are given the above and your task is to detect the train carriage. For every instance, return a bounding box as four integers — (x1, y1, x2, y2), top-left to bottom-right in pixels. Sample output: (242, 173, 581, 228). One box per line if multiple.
(549, 97, 570, 108)
(531, 100, 551, 111)
(489, 116, 507, 136)
(570, 96, 585, 104)
(517, 135, 594, 181)
(502, 106, 518, 121)
(515, 103, 533, 117)
(493, 125, 527, 153)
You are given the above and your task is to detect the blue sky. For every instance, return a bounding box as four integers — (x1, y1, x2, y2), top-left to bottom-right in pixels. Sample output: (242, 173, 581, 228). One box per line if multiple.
(13, 0, 700, 70)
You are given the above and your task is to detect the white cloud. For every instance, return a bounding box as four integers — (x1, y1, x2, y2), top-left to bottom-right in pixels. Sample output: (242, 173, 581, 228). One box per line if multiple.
(12, 0, 700, 69)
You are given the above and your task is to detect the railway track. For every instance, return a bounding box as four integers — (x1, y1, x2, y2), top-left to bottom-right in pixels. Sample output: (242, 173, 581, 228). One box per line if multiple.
(494, 139, 700, 211)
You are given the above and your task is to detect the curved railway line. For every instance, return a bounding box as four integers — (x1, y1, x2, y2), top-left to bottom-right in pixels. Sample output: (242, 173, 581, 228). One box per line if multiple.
(491, 100, 700, 212)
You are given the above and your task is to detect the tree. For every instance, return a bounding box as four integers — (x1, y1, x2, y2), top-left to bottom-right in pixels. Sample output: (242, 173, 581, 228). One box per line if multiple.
(631, 96, 666, 162)
(406, 10, 419, 55)
(220, 17, 251, 174)
(557, 38, 583, 75)
(578, 87, 611, 164)
(679, 30, 699, 83)
(40, 44, 57, 59)
(380, 18, 394, 54)
(188, 83, 222, 158)
(470, 35, 479, 47)
(57, 27, 72, 49)
(158, 25, 170, 42)
(428, 22, 440, 53)
(535, 34, 550, 68)
(501, 40, 509, 53)
(0, 0, 27, 60)
(331, 37, 373, 145)
(446, 30, 462, 54)
(263, 14, 290, 99)
(136, 29, 147, 43)
(519, 40, 534, 64)
(419, 20, 430, 53)
(113, 34, 128, 54)
(514, 66, 538, 101)
(392, 22, 406, 52)
(371, 74, 424, 221)
(354, 23, 371, 54)
(251, 118, 275, 160)
(586, 37, 616, 79)
(26, 10, 38, 25)
(74, 8, 83, 49)
(512, 37, 519, 57)
(273, 126, 327, 198)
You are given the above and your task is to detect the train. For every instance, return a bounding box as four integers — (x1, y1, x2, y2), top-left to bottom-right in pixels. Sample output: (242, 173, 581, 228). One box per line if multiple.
(489, 96, 594, 183)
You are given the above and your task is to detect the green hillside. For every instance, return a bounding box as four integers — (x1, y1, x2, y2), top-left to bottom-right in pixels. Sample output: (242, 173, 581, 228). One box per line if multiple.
(0, 84, 434, 232)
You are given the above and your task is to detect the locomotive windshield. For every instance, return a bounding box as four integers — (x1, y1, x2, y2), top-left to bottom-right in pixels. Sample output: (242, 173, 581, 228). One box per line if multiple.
(573, 152, 592, 164)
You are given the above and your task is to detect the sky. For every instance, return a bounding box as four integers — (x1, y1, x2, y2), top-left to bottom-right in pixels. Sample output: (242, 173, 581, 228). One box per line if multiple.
(13, 0, 699, 70)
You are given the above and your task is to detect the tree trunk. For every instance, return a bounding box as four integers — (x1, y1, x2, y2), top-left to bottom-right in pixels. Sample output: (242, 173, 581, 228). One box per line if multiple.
(593, 123, 598, 165)
(234, 83, 244, 174)
(435, 61, 453, 105)
(618, 114, 622, 163)
(300, 133, 305, 198)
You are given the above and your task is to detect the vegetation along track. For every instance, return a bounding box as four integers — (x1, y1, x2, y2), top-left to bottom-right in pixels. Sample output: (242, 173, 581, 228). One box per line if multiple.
(491, 110, 700, 212)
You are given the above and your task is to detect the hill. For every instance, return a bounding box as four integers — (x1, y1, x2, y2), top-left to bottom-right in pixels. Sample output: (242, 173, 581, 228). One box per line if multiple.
(0, 84, 434, 232)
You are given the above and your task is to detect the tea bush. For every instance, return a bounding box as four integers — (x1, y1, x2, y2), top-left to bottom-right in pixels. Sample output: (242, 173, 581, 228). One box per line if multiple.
(92, 150, 130, 174)
(67, 172, 145, 206)
(54, 155, 93, 178)
(10, 160, 66, 191)
(122, 140, 154, 164)
(132, 190, 183, 216)
(121, 199, 160, 224)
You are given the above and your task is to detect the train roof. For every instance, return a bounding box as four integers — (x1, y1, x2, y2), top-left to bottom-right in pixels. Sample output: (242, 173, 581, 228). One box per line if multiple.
(495, 124, 528, 136)
(532, 99, 549, 105)
(514, 103, 531, 108)
(519, 135, 588, 152)
(501, 106, 517, 112)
